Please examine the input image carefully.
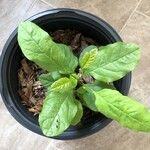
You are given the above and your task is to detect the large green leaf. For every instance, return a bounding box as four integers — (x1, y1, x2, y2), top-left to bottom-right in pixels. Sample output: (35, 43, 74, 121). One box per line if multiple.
(39, 72, 62, 88)
(71, 100, 83, 125)
(95, 89, 150, 132)
(50, 75, 77, 92)
(18, 21, 78, 74)
(79, 42, 140, 82)
(77, 82, 113, 111)
(39, 91, 77, 137)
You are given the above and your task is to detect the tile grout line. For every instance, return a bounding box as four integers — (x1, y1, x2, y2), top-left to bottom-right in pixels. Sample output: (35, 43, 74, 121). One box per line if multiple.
(135, 10, 150, 19)
(22, 0, 38, 21)
(22, 0, 38, 20)
(9, 0, 38, 25)
(40, 0, 56, 8)
(119, 0, 143, 34)
(40, 0, 91, 9)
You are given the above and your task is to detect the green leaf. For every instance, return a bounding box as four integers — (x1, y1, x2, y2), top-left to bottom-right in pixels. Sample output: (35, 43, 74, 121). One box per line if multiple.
(39, 91, 77, 137)
(50, 75, 77, 92)
(77, 82, 113, 111)
(79, 45, 98, 70)
(80, 42, 140, 82)
(71, 100, 83, 125)
(39, 72, 61, 88)
(18, 21, 78, 74)
(95, 89, 150, 132)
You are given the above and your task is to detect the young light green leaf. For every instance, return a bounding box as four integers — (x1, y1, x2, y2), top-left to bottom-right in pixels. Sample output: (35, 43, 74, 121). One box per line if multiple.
(79, 45, 98, 70)
(39, 91, 77, 137)
(71, 100, 83, 125)
(77, 82, 113, 111)
(18, 21, 78, 74)
(39, 72, 61, 88)
(80, 42, 140, 82)
(95, 89, 150, 132)
(50, 75, 77, 92)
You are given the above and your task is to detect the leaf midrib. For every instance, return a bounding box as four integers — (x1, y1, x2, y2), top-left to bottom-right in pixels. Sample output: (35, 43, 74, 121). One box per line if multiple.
(99, 95, 150, 129)
(21, 25, 67, 72)
(43, 94, 70, 135)
(82, 53, 91, 69)
(52, 79, 71, 91)
(91, 49, 138, 72)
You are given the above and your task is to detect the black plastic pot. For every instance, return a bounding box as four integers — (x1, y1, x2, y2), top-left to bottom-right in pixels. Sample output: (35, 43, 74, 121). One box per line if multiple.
(0, 8, 131, 140)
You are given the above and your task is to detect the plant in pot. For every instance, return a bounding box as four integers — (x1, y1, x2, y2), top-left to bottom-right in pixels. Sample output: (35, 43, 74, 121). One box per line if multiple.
(0, 9, 149, 140)
(16, 20, 150, 138)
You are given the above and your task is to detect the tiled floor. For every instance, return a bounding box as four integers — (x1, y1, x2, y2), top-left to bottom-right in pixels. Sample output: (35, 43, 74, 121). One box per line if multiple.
(0, 0, 150, 150)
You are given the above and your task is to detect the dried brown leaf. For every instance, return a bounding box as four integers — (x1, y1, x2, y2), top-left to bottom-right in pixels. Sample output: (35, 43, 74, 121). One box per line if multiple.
(21, 58, 33, 74)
